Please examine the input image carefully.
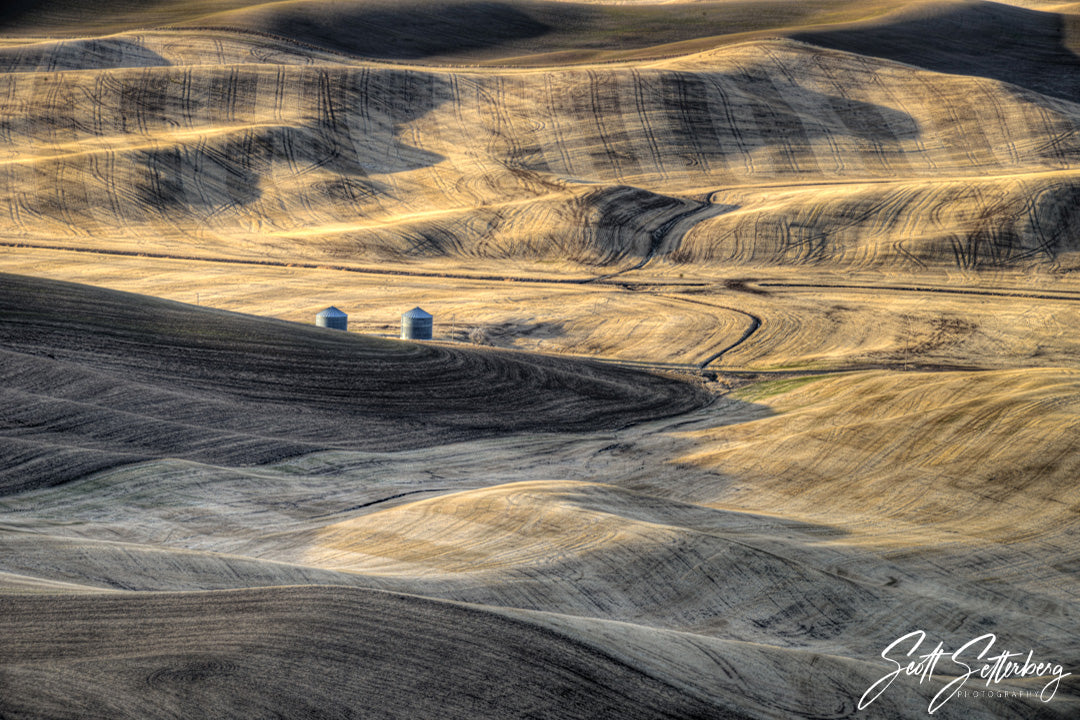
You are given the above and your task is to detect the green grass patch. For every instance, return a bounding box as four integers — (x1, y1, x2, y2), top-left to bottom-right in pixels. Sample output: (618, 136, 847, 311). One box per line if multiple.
(734, 374, 828, 402)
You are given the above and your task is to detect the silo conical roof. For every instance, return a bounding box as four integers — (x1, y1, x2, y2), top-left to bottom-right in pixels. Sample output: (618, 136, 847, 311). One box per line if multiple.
(316, 306, 347, 318)
(402, 307, 432, 318)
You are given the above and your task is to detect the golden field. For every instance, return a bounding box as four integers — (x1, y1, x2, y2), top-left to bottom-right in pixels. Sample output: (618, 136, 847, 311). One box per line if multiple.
(1, 1, 1079, 718)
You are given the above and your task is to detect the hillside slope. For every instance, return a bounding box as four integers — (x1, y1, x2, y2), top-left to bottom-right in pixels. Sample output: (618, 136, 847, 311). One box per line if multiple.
(0, 585, 728, 719)
(0, 273, 708, 493)
(0, 3, 1078, 272)
(0, 0, 912, 62)
(4, 3, 1080, 718)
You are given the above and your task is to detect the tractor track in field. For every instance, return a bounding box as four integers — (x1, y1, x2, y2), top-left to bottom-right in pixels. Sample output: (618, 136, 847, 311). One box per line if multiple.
(584, 198, 726, 284)
(0, 240, 594, 285)
(12, 243, 1080, 304)
(757, 281, 1080, 303)
(1, 239, 767, 370)
(11, 242, 1080, 379)
(646, 292, 763, 369)
(0, 240, 712, 289)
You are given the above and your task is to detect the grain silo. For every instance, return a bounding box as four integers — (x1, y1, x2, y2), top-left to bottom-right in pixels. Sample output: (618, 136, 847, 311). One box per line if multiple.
(401, 307, 433, 340)
(315, 306, 348, 331)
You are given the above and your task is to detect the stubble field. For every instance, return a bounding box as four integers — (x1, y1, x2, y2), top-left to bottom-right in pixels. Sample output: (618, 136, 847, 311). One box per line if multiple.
(2, 1, 1080, 718)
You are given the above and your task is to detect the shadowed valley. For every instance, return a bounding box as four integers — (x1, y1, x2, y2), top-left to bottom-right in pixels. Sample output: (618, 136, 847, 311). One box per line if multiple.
(2, 1, 1080, 719)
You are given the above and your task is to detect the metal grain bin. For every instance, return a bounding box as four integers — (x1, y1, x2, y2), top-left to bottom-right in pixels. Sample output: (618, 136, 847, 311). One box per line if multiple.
(315, 306, 348, 331)
(401, 307, 433, 340)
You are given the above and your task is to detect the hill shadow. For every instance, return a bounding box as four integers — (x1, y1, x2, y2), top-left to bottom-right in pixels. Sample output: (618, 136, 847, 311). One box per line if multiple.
(243, 1, 552, 60)
(0, 0, 207, 32)
(133, 68, 447, 213)
(793, 1, 1080, 104)
(635, 70, 920, 172)
(0, 0, 47, 25)
(0, 1, 551, 61)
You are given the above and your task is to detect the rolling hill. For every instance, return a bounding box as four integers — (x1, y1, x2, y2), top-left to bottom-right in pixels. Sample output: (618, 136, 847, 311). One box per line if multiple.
(0, 272, 707, 493)
(0, 1, 1077, 273)
(3, 1, 1080, 718)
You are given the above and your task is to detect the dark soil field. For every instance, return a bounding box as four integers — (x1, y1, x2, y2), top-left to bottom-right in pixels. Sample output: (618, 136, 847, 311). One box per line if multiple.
(3, 1, 1080, 718)
(0, 273, 707, 493)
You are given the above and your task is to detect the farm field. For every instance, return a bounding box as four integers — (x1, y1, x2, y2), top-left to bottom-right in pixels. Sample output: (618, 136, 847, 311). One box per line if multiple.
(2, 1, 1080, 718)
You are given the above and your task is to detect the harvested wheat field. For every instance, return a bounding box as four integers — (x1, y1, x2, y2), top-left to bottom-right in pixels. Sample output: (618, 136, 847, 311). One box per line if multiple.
(2, 0, 1080, 718)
